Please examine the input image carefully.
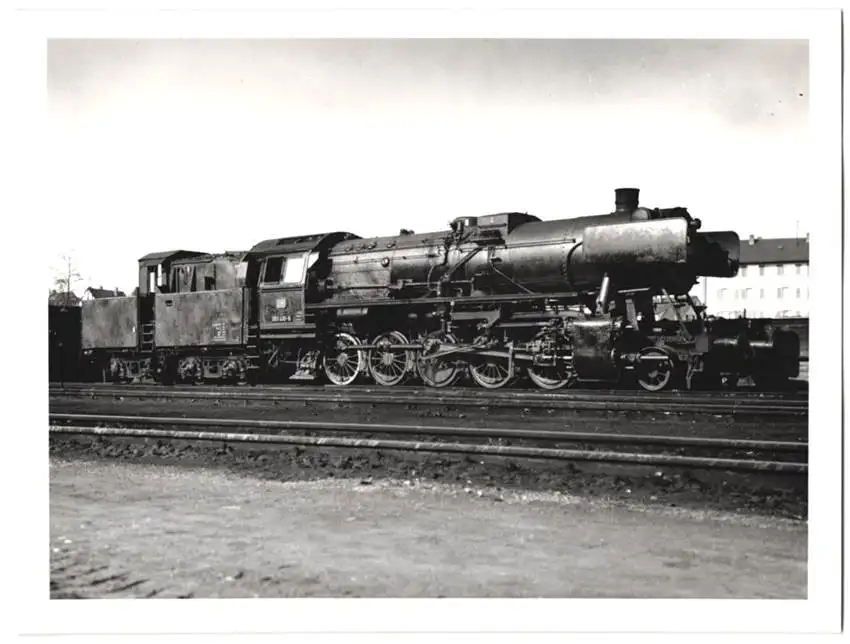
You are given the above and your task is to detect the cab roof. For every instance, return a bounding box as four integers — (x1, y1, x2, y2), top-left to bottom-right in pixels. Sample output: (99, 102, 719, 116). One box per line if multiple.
(245, 232, 360, 259)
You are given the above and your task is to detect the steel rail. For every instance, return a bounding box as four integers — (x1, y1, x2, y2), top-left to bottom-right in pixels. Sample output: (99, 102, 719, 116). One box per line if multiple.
(49, 381, 809, 401)
(49, 413, 807, 452)
(48, 423, 808, 475)
(49, 387, 807, 417)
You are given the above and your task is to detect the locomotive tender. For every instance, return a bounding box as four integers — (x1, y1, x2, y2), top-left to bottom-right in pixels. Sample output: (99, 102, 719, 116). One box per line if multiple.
(79, 188, 800, 391)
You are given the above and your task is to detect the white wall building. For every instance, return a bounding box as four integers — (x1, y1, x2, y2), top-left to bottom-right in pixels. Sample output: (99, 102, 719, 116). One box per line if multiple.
(691, 235, 810, 319)
(81, 286, 126, 301)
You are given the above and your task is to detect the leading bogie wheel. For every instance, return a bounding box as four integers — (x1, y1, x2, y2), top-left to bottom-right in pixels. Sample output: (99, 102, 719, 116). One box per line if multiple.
(323, 332, 365, 386)
(368, 330, 414, 387)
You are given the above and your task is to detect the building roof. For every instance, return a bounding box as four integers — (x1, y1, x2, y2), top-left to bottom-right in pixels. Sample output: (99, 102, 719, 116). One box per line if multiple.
(85, 287, 126, 298)
(739, 237, 809, 265)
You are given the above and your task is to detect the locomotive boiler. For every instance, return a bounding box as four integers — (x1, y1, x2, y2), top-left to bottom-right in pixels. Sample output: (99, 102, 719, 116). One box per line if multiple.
(322, 187, 737, 303)
(78, 188, 801, 392)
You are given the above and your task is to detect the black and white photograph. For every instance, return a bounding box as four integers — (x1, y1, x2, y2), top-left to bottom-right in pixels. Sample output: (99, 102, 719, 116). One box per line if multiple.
(8, 3, 843, 639)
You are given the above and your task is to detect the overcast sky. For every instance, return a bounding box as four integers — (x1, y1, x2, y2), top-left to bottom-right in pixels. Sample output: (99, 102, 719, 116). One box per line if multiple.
(47, 38, 809, 293)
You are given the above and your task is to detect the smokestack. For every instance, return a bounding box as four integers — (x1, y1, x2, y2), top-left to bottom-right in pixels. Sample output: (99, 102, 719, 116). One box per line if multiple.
(615, 188, 640, 213)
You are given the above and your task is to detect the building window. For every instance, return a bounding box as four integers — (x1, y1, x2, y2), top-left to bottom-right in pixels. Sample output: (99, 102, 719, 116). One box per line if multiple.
(776, 264, 784, 276)
(759, 264, 765, 276)
(740, 266, 747, 277)
(777, 287, 787, 299)
(759, 288, 765, 299)
(796, 288, 801, 299)
(742, 288, 750, 300)
(717, 288, 725, 300)
(795, 263, 802, 275)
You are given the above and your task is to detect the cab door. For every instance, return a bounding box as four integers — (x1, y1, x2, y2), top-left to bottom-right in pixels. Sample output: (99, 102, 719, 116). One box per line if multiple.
(258, 253, 310, 330)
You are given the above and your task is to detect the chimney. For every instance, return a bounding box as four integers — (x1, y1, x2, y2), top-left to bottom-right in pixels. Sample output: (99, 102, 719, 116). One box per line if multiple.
(748, 235, 755, 246)
(615, 188, 640, 213)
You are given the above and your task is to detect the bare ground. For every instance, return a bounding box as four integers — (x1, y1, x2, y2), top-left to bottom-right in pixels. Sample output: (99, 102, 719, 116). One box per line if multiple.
(50, 457, 807, 599)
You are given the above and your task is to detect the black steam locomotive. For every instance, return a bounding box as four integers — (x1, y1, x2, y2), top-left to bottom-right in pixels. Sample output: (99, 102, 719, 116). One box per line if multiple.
(73, 188, 800, 392)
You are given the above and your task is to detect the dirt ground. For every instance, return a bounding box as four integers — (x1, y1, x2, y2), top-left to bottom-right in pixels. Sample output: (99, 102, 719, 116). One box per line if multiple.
(50, 457, 807, 599)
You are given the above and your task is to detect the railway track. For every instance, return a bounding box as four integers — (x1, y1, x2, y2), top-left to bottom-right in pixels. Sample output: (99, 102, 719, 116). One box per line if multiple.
(50, 383, 808, 417)
(49, 413, 808, 475)
(49, 380, 809, 399)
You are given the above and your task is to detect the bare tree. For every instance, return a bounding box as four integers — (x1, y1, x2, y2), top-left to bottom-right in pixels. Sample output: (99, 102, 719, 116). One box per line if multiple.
(50, 253, 83, 306)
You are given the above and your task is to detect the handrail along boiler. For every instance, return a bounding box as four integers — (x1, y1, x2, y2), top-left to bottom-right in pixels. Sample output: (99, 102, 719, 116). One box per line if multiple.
(79, 188, 800, 391)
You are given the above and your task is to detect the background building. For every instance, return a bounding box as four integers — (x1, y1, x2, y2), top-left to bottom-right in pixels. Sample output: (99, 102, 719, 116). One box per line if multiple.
(82, 286, 126, 301)
(692, 235, 810, 320)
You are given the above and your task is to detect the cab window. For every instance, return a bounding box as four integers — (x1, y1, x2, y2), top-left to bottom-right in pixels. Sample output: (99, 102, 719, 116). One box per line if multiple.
(174, 265, 195, 292)
(283, 253, 308, 284)
(263, 257, 285, 284)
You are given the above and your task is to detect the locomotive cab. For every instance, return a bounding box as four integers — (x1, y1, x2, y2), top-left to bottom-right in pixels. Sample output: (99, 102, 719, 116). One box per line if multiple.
(256, 251, 313, 326)
(243, 232, 360, 333)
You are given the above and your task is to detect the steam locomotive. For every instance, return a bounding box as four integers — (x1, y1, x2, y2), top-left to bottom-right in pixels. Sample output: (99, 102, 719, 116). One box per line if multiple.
(75, 188, 801, 392)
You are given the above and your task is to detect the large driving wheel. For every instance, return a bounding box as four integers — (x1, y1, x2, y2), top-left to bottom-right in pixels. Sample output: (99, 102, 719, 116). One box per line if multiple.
(526, 330, 576, 390)
(635, 347, 677, 392)
(323, 332, 364, 386)
(468, 347, 515, 389)
(368, 331, 414, 387)
(416, 332, 461, 388)
(467, 333, 516, 389)
(527, 362, 577, 390)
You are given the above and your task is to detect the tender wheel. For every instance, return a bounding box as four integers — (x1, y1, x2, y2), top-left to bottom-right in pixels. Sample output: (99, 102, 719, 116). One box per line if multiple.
(416, 332, 461, 388)
(323, 332, 364, 386)
(635, 347, 677, 392)
(368, 331, 414, 387)
(527, 362, 577, 390)
(468, 357, 514, 389)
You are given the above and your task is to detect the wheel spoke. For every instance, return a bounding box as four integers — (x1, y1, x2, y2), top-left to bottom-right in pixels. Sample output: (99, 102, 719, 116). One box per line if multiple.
(324, 333, 363, 386)
(368, 331, 413, 386)
(470, 357, 512, 389)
